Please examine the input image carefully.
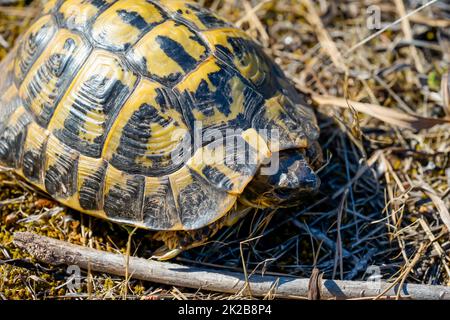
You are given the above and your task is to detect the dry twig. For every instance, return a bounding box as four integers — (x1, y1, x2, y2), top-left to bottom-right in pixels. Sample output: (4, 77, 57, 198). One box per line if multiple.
(13, 232, 450, 300)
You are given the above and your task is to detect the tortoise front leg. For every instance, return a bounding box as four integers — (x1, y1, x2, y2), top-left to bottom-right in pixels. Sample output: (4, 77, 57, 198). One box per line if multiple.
(152, 206, 252, 260)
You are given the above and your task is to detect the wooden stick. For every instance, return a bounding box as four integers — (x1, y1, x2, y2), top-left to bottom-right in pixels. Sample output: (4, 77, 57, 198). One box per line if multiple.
(13, 232, 450, 300)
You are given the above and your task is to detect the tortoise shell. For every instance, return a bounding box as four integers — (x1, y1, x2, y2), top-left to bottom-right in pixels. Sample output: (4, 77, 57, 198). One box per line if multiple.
(0, 0, 319, 231)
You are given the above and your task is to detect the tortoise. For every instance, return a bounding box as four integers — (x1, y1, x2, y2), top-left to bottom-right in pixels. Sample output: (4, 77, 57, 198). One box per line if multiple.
(0, 0, 322, 259)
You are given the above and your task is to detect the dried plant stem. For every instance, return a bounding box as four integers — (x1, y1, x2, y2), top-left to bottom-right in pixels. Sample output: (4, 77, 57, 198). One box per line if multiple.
(311, 94, 450, 130)
(345, 0, 439, 55)
(418, 219, 450, 280)
(301, 0, 347, 72)
(393, 0, 425, 73)
(420, 184, 450, 234)
(13, 232, 450, 300)
(394, 243, 428, 300)
(238, 0, 270, 47)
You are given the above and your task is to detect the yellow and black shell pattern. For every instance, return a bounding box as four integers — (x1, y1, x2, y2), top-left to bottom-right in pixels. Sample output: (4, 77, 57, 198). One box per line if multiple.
(0, 0, 319, 231)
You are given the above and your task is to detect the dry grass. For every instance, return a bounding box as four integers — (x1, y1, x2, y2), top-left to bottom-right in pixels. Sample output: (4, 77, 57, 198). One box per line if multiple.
(0, 0, 449, 300)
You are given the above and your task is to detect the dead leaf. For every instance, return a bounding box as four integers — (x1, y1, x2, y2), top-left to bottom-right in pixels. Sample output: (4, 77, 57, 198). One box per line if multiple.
(308, 267, 323, 300)
(420, 183, 450, 234)
(312, 94, 450, 130)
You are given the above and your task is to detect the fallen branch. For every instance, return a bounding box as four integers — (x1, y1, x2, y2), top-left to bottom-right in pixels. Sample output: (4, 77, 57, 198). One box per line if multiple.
(13, 232, 450, 300)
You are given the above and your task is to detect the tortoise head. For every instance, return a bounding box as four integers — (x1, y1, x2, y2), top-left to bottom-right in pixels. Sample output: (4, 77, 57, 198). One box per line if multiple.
(240, 145, 322, 208)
